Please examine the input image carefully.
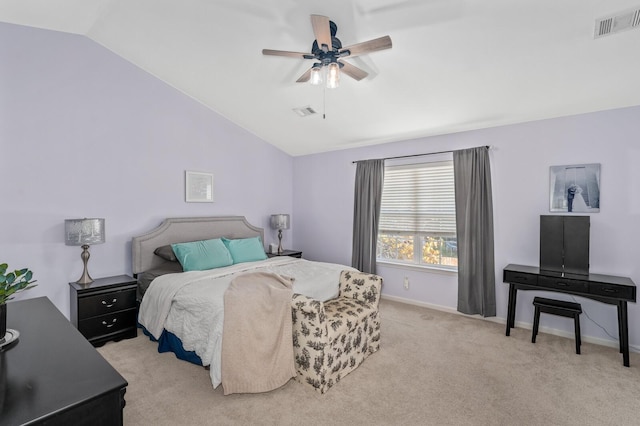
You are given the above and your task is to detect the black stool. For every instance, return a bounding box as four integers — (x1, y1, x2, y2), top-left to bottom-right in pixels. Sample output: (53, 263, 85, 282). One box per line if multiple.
(532, 297, 582, 354)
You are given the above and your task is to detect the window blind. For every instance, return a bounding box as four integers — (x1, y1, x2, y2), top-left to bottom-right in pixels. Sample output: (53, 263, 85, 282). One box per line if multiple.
(379, 161, 456, 234)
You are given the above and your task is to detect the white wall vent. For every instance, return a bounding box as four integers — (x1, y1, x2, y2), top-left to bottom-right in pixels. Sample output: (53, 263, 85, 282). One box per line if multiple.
(292, 106, 317, 117)
(594, 7, 640, 38)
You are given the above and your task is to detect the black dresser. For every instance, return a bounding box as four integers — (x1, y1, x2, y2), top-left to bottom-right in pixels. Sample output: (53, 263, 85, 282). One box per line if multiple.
(1, 297, 127, 425)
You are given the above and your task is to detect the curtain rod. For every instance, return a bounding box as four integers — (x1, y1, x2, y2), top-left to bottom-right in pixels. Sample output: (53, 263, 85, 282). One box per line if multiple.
(351, 145, 491, 164)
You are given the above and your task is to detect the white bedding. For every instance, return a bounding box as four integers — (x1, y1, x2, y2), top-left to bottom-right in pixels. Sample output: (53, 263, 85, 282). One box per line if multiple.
(138, 256, 355, 388)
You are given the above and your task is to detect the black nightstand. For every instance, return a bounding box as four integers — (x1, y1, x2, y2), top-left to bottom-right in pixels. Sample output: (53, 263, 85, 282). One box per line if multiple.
(69, 275, 138, 347)
(267, 249, 303, 258)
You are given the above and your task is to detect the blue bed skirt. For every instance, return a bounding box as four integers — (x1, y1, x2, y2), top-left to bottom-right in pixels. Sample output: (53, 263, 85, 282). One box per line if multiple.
(139, 323, 203, 366)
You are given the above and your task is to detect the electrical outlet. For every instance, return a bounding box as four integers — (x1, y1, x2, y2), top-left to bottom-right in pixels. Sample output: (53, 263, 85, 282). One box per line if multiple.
(403, 276, 409, 290)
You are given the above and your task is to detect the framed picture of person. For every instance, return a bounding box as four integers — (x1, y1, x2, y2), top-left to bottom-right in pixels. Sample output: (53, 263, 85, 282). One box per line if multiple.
(549, 163, 600, 213)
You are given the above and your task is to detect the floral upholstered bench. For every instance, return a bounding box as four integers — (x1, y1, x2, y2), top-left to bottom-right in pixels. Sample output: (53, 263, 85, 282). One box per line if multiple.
(291, 270, 382, 393)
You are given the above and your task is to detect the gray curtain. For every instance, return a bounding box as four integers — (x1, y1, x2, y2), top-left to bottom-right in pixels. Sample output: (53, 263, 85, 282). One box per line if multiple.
(453, 147, 496, 317)
(352, 159, 384, 274)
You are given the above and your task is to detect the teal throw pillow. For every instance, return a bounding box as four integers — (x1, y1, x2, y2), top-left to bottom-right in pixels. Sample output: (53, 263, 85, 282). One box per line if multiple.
(222, 237, 268, 264)
(171, 238, 233, 272)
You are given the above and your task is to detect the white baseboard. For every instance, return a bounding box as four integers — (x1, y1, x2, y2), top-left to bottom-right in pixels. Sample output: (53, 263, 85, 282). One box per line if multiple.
(381, 294, 640, 353)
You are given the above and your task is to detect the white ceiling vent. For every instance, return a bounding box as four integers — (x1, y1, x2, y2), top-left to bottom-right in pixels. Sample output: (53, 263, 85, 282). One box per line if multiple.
(292, 106, 317, 117)
(594, 7, 640, 38)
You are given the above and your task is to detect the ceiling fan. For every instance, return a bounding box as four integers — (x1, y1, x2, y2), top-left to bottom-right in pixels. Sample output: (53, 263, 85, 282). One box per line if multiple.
(262, 15, 392, 88)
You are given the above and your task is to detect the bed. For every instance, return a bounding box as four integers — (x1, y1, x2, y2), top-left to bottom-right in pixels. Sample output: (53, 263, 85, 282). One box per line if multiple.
(132, 216, 357, 391)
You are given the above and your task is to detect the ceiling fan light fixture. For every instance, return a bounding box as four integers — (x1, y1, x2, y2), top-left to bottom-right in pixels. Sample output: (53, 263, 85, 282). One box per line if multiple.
(326, 62, 340, 89)
(310, 66, 323, 85)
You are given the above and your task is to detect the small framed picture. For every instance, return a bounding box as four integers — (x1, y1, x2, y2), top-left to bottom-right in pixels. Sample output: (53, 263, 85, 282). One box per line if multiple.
(549, 163, 600, 213)
(185, 171, 214, 203)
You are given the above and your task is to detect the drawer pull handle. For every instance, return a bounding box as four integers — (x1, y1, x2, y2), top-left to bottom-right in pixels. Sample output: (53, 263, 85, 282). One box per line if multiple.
(101, 298, 117, 308)
(602, 288, 618, 293)
(102, 319, 117, 328)
(556, 282, 569, 287)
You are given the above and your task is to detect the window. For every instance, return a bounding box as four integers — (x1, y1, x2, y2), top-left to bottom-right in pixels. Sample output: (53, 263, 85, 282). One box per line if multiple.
(376, 160, 457, 270)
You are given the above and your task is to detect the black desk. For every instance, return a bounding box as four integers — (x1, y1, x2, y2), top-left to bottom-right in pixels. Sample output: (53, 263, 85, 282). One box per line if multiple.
(503, 264, 636, 367)
(1, 297, 127, 425)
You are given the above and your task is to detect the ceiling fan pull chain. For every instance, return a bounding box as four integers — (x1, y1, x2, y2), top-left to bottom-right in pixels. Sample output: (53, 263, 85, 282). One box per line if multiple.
(323, 85, 326, 120)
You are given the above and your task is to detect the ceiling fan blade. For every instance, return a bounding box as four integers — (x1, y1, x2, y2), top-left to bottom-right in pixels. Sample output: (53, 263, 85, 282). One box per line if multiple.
(340, 35, 392, 58)
(340, 61, 369, 81)
(311, 14, 332, 51)
(262, 49, 311, 59)
(296, 68, 312, 83)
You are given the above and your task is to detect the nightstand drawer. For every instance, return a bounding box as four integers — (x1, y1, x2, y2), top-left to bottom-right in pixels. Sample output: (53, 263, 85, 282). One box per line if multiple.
(79, 309, 137, 338)
(78, 288, 137, 318)
(538, 276, 588, 293)
(504, 270, 538, 286)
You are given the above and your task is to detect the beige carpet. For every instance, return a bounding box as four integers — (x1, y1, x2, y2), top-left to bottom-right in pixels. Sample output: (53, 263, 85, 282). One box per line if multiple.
(98, 299, 640, 425)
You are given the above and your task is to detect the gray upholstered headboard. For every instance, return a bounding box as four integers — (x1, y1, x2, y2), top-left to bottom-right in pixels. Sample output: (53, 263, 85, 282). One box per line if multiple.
(132, 216, 264, 275)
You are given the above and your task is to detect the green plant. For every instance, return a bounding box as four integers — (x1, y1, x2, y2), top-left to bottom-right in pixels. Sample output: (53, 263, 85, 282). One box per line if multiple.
(0, 263, 37, 304)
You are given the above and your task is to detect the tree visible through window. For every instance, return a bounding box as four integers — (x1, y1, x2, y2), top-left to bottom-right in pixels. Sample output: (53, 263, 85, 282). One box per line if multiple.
(376, 160, 458, 269)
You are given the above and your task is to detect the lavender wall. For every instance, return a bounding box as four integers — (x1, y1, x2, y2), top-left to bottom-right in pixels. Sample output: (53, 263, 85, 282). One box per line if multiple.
(293, 106, 640, 350)
(1, 23, 293, 315)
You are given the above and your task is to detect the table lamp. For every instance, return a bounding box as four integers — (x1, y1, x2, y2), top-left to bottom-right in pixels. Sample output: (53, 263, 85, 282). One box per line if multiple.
(270, 214, 290, 254)
(65, 218, 105, 285)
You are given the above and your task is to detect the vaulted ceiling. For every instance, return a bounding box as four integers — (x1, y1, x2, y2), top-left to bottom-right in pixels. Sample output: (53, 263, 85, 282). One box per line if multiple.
(2, 0, 640, 156)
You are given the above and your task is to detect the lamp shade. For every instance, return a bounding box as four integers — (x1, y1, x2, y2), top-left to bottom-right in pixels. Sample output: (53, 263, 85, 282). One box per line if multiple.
(65, 218, 106, 246)
(326, 62, 340, 89)
(310, 67, 323, 86)
(270, 214, 290, 231)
